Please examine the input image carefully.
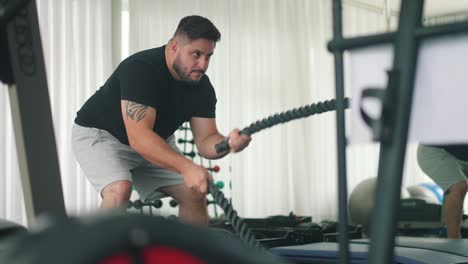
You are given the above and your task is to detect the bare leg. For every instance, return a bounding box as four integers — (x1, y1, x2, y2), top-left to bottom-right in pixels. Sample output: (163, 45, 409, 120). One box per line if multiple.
(444, 180, 468, 239)
(101, 180, 133, 210)
(159, 184, 208, 225)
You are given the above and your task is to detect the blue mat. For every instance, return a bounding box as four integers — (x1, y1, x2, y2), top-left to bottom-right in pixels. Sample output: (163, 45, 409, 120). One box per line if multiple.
(270, 241, 468, 264)
(352, 236, 468, 258)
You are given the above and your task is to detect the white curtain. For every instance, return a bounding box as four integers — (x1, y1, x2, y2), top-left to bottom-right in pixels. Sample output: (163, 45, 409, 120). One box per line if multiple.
(126, 0, 434, 221)
(0, 0, 112, 226)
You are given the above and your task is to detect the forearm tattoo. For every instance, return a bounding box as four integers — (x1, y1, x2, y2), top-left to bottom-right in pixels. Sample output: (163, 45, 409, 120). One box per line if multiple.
(125, 101, 148, 122)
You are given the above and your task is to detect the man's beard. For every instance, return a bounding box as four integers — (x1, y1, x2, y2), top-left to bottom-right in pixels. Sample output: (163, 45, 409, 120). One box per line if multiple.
(173, 56, 203, 84)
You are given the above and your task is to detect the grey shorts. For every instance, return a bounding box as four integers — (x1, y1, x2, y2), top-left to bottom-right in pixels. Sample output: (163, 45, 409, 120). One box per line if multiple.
(417, 145, 468, 193)
(71, 123, 184, 201)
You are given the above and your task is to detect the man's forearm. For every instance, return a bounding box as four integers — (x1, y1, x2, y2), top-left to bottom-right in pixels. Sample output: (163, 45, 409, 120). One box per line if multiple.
(130, 129, 194, 173)
(197, 132, 229, 160)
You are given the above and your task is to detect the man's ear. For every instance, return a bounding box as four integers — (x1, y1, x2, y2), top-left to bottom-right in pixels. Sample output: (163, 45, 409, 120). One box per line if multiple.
(169, 38, 178, 54)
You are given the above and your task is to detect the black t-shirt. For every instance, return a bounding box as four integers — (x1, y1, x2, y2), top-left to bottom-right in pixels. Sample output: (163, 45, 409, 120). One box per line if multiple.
(75, 46, 217, 145)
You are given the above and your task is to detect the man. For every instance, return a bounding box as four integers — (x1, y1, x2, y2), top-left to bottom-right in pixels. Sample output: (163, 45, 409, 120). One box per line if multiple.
(72, 15, 251, 225)
(417, 144, 468, 238)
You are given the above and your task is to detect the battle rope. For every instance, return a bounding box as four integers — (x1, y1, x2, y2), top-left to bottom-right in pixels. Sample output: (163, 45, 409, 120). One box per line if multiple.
(209, 183, 266, 252)
(210, 97, 350, 252)
(215, 97, 350, 153)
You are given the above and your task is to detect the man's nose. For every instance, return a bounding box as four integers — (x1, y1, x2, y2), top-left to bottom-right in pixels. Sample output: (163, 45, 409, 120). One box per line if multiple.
(197, 58, 209, 71)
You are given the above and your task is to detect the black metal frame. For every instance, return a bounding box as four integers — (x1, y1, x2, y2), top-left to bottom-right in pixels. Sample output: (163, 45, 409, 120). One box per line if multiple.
(329, 0, 468, 263)
(331, 1, 350, 263)
(2, 0, 66, 224)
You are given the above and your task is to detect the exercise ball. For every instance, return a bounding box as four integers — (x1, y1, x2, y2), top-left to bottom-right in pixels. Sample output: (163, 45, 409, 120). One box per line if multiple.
(349, 177, 410, 228)
(406, 182, 443, 204)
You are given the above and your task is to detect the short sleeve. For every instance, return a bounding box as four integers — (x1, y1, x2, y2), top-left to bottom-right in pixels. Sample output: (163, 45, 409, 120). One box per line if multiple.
(119, 60, 166, 108)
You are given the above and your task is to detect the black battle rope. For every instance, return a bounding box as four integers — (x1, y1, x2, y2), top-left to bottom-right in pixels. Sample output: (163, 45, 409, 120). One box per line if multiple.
(208, 183, 266, 253)
(215, 97, 350, 153)
(210, 97, 350, 252)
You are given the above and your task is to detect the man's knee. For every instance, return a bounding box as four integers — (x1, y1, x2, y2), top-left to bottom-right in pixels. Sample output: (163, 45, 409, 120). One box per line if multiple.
(446, 180, 468, 198)
(102, 180, 132, 202)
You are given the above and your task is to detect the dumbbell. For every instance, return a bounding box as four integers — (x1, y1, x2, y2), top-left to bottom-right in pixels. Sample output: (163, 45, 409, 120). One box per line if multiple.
(178, 138, 195, 144)
(215, 181, 224, 189)
(183, 151, 196, 158)
(132, 200, 144, 209)
(151, 200, 163, 209)
(169, 199, 178, 207)
(206, 165, 220, 173)
(129, 199, 162, 209)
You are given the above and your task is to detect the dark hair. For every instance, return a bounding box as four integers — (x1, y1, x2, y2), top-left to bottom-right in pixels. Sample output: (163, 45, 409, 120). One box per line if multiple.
(174, 15, 221, 43)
